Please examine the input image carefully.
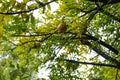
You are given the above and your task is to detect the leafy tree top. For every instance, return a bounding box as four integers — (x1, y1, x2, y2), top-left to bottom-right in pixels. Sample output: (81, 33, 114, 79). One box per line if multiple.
(0, 0, 120, 80)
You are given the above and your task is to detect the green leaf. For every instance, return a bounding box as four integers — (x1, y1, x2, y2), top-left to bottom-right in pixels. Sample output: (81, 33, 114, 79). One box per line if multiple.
(30, 14, 35, 29)
(47, 4, 51, 10)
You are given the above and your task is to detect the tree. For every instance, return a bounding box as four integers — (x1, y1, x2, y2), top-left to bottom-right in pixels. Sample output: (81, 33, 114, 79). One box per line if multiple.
(0, 0, 120, 80)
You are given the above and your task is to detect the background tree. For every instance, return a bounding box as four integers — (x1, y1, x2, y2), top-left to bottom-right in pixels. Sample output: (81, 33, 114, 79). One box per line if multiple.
(0, 0, 120, 80)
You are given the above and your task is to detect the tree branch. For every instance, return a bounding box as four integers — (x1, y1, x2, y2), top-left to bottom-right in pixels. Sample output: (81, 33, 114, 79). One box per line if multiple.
(10, 34, 53, 52)
(87, 0, 120, 4)
(67, 33, 118, 55)
(81, 1, 120, 22)
(0, 7, 38, 15)
(0, 0, 56, 15)
(83, 34, 118, 55)
(79, 7, 98, 18)
(12, 33, 54, 37)
(62, 59, 118, 69)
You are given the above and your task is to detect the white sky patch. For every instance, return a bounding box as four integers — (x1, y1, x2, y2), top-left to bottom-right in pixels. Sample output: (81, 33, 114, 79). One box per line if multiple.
(0, 4, 2, 7)
(37, 67, 51, 80)
(16, 0, 23, 3)
(49, 2, 59, 13)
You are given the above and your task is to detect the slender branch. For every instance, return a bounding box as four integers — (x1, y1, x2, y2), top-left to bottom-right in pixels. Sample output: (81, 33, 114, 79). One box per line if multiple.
(12, 33, 54, 37)
(79, 7, 98, 18)
(0, 7, 38, 15)
(62, 59, 118, 68)
(12, 32, 77, 37)
(0, 0, 56, 15)
(65, 33, 118, 55)
(80, 4, 105, 35)
(87, 8, 99, 22)
(85, 41, 120, 69)
(84, 34, 118, 54)
(10, 34, 53, 52)
(88, 0, 120, 4)
(79, 2, 105, 19)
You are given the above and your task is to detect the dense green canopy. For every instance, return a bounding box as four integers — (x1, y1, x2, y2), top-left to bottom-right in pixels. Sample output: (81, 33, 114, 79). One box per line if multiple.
(0, 0, 120, 80)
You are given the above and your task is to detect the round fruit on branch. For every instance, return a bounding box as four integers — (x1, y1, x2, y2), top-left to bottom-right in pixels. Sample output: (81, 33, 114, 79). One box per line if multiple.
(57, 22, 67, 33)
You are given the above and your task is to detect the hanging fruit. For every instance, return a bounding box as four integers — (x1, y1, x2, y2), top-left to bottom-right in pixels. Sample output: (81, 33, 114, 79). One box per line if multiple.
(57, 22, 67, 33)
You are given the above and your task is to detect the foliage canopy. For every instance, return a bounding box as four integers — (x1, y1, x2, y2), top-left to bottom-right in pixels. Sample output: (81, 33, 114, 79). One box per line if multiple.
(0, 0, 120, 80)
